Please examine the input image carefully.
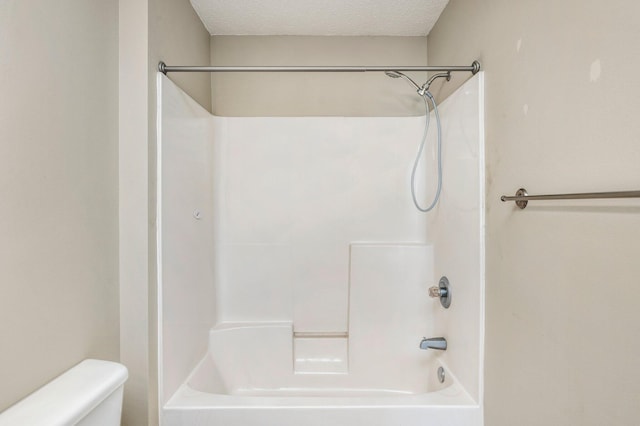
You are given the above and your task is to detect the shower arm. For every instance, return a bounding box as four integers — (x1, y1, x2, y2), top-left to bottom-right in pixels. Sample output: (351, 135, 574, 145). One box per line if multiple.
(424, 72, 451, 88)
(418, 72, 451, 96)
(158, 61, 481, 75)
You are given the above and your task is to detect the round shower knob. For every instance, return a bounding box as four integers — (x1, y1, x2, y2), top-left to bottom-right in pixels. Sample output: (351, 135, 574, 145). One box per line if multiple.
(428, 276, 451, 309)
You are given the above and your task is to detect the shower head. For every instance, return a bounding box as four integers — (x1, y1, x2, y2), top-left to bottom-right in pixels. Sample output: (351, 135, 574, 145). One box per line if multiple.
(384, 70, 402, 78)
(385, 70, 452, 96)
(385, 70, 421, 92)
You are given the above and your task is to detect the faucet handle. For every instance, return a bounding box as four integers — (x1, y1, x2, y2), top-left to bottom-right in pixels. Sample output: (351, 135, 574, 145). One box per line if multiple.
(428, 286, 444, 298)
(428, 276, 452, 309)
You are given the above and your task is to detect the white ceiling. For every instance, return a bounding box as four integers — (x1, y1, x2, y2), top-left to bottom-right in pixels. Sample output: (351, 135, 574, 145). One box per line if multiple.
(190, 0, 449, 36)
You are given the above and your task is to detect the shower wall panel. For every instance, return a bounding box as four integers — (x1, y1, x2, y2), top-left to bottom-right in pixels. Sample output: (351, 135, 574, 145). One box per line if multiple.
(427, 74, 485, 402)
(158, 75, 217, 403)
(214, 117, 431, 333)
(349, 243, 435, 390)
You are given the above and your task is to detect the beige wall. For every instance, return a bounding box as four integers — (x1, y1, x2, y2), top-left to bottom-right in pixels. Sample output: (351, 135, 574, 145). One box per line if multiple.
(119, 0, 150, 424)
(428, 1, 640, 425)
(210, 36, 428, 116)
(119, 0, 211, 424)
(151, 0, 212, 112)
(0, 0, 119, 411)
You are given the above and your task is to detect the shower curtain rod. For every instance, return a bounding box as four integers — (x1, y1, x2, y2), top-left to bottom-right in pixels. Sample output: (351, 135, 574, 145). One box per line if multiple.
(158, 60, 481, 74)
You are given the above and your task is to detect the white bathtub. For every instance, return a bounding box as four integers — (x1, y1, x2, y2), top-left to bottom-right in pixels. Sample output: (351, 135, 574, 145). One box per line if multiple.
(162, 323, 481, 426)
(164, 360, 480, 426)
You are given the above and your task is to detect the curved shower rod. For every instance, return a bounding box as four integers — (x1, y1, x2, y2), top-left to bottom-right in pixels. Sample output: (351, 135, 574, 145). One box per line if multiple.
(158, 60, 481, 74)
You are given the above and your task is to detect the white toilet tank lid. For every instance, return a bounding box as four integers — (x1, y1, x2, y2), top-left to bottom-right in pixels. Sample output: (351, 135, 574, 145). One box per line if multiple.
(0, 359, 128, 426)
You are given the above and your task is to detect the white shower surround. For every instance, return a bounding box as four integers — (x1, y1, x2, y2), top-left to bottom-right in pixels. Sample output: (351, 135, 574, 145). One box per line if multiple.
(157, 73, 484, 425)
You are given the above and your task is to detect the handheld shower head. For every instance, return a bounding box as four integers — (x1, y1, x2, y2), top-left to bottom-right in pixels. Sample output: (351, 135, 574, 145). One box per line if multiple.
(385, 70, 421, 92)
(385, 70, 452, 96)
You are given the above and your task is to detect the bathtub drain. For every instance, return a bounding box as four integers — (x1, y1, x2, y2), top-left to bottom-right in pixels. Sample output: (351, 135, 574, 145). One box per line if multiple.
(437, 366, 446, 383)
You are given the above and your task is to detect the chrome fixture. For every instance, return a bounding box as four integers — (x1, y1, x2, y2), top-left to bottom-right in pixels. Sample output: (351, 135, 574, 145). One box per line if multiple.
(501, 187, 640, 209)
(423, 72, 452, 92)
(437, 366, 446, 383)
(420, 337, 447, 351)
(428, 276, 451, 309)
(384, 70, 420, 90)
(158, 61, 481, 75)
(384, 70, 451, 96)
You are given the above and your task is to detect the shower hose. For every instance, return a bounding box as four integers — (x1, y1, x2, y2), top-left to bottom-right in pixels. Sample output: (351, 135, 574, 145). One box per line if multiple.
(411, 91, 442, 212)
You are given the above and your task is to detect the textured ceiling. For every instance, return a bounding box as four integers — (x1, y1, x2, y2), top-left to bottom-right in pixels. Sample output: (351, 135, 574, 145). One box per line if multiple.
(190, 0, 449, 36)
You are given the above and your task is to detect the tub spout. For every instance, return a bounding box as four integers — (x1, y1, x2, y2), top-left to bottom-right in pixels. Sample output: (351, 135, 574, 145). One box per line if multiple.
(420, 337, 447, 351)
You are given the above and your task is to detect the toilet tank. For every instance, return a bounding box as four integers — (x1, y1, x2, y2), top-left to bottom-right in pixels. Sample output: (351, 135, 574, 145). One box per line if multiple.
(0, 359, 128, 426)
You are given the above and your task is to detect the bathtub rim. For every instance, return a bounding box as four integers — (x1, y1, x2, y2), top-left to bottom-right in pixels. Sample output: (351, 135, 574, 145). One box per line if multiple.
(165, 352, 477, 410)
(165, 379, 477, 410)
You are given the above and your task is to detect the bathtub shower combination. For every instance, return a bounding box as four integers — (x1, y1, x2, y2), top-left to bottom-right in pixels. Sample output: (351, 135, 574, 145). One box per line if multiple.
(157, 67, 484, 425)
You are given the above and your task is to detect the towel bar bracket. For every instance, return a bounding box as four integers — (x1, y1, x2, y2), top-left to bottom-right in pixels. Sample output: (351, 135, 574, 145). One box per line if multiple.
(513, 188, 528, 209)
